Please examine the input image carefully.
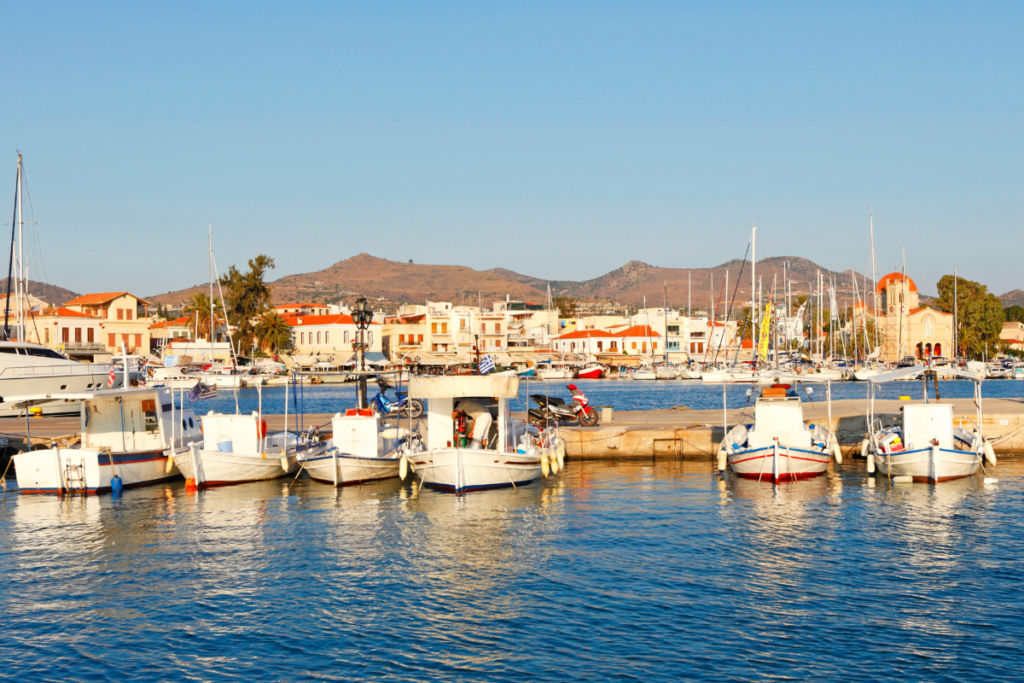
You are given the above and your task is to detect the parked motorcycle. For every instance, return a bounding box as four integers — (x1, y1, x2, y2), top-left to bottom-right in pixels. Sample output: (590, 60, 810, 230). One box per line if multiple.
(528, 384, 599, 427)
(369, 379, 424, 418)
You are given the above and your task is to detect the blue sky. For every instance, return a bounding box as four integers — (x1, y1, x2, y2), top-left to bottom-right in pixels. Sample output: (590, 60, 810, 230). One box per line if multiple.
(2, 2, 1022, 297)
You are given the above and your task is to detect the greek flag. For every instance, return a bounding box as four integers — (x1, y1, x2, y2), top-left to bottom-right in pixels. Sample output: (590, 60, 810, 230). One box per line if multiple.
(188, 382, 218, 402)
(479, 355, 495, 375)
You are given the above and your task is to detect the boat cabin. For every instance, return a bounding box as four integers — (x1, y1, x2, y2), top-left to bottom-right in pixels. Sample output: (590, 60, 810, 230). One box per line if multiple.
(410, 375, 523, 452)
(897, 403, 954, 451)
(79, 387, 202, 452)
(748, 384, 812, 450)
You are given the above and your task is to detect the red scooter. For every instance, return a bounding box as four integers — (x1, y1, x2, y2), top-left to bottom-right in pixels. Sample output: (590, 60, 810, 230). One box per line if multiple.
(528, 384, 600, 427)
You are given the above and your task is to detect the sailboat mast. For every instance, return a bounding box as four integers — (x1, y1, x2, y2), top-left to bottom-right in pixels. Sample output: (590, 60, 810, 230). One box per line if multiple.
(209, 226, 214, 362)
(870, 211, 880, 351)
(4, 156, 19, 340)
(954, 265, 958, 359)
(15, 156, 23, 340)
(751, 223, 756, 348)
(663, 281, 669, 364)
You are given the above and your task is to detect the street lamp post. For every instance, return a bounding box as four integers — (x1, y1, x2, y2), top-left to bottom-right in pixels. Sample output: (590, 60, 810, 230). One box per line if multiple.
(354, 297, 374, 409)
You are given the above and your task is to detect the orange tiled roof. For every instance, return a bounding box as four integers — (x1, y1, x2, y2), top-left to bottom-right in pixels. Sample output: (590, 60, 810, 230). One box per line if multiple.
(32, 306, 97, 319)
(65, 291, 152, 306)
(556, 330, 613, 340)
(150, 316, 191, 328)
(615, 325, 661, 337)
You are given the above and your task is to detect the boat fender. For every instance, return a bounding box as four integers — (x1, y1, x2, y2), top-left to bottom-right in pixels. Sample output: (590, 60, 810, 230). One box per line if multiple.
(892, 475, 913, 484)
(111, 475, 123, 495)
(165, 455, 175, 474)
(550, 452, 559, 475)
(984, 440, 997, 467)
(866, 452, 875, 475)
(399, 455, 409, 480)
(556, 442, 566, 469)
(541, 451, 550, 477)
(280, 455, 289, 473)
(717, 446, 727, 473)
(832, 438, 842, 465)
(860, 438, 869, 458)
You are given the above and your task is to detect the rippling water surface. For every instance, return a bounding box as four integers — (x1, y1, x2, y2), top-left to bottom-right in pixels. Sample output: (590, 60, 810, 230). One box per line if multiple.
(3, 460, 1023, 681)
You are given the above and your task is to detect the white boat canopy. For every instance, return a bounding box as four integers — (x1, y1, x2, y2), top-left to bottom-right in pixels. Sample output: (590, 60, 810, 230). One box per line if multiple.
(867, 365, 928, 384)
(409, 375, 520, 399)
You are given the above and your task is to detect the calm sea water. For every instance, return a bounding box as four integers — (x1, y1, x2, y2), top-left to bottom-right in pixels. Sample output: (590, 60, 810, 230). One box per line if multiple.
(2, 461, 1022, 681)
(184, 377, 1024, 417)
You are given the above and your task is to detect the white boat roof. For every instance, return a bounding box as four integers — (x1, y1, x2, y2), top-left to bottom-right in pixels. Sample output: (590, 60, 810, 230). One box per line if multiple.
(2, 386, 167, 407)
(868, 364, 984, 384)
(409, 374, 520, 399)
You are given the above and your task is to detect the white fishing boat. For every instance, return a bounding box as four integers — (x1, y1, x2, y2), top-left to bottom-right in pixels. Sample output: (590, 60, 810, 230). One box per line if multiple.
(718, 382, 840, 483)
(173, 410, 327, 486)
(297, 409, 409, 485)
(864, 365, 995, 483)
(10, 386, 202, 494)
(149, 365, 201, 390)
(701, 366, 757, 384)
(536, 364, 573, 380)
(403, 374, 563, 493)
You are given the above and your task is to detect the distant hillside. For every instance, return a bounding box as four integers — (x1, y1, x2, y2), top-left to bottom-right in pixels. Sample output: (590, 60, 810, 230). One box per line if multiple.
(0, 279, 79, 306)
(149, 253, 877, 310)
(1001, 290, 1024, 307)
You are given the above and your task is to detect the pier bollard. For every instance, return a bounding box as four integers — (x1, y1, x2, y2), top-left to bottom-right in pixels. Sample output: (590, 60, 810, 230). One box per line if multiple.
(599, 406, 613, 423)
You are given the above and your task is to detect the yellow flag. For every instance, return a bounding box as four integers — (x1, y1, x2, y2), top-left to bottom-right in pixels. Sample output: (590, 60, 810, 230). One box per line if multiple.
(757, 303, 772, 361)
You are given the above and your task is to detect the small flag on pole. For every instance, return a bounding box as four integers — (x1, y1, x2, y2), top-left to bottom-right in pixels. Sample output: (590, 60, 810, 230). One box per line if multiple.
(479, 355, 495, 375)
(107, 363, 116, 387)
(188, 382, 218, 402)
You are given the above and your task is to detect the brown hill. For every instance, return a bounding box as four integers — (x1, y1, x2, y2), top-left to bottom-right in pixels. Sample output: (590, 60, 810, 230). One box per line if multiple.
(149, 253, 875, 310)
(1, 279, 79, 306)
(1000, 290, 1024, 307)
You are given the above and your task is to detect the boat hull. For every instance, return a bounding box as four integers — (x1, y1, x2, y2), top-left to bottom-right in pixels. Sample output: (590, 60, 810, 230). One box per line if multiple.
(630, 371, 657, 381)
(300, 451, 400, 485)
(14, 448, 179, 494)
(173, 446, 303, 486)
(577, 367, 603, 379)
(409, 447, 541, 493)
(872, 446, 979, 483)
(728, 445, 830, 482)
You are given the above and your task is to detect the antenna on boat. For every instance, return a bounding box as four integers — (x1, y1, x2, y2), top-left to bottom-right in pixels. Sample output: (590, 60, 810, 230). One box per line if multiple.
(3, 154, 19, 341)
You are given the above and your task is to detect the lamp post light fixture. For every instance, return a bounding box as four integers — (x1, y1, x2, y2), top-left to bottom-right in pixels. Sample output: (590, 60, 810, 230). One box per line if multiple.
(353, 297, 374, 408)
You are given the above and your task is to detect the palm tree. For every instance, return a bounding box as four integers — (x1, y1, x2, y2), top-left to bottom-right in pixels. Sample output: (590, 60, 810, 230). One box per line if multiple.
(255, 311, 292, 353)
(183, 292, 214, 341)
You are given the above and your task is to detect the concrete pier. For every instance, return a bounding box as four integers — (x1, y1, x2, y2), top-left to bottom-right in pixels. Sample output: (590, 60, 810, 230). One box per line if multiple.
(558, 398, 1024, 460)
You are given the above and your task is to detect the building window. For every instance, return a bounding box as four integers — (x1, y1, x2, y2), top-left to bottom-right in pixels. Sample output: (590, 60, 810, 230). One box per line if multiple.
(653, 342, 657, 351)
(668, 341, 679, 350)
(75, 328, 82, 343)
(923, 316, 934, 338)
(126, 309, 132, 321)
(62, 327, 69, 343)
(44, 328, 50, 343)
(431, 323, 437, 334)
(325, 332, 329, 344)
(88, 329, 94, 343)
(632, 342, 637, 350)
(668, 325, 679, 334)
(317, 331, 321, 345)
(344, 331, 349, 343)
(610, 342, 617, 351)
(495, 323, 501, 333)
(597, 341, 603, 351)
(441, 322, 448, 334)
(134, 334, 141, 349)
(418, 334, 424, 343)
(460, 318, 467, 330)
(108, 333, 115, 347)
(301, 332, 305, 345)
(117, 308, 123, 320)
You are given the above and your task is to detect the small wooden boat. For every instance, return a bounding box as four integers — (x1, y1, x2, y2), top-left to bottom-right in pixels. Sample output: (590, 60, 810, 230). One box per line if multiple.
(298, 409, 407, 485)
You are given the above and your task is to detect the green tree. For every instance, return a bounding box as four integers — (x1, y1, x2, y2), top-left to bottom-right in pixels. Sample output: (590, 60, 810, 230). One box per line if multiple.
(183, 292, 214, 340)
(254, 311, 292, 353)
(935, 275, 1004, 359)
(1004, 305, 1024, 323)
(552, 296, 577, 318)
(219, 255, 276, 352)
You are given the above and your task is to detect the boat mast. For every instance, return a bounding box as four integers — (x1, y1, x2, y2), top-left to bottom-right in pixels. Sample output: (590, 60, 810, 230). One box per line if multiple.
(898, 246, 906, 361)
(16, 155, 23, 340)
(663, 281, 669, 364)
(750, 223, 756, 362)
(870, 211, 880, 352)
(3, 155, 19, 341)
(953, 264, 958, 360)
(209, 225, 214, 363)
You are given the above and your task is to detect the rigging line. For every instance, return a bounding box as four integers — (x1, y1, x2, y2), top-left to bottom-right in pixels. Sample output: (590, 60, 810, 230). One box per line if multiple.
(712, 240, 750, 366)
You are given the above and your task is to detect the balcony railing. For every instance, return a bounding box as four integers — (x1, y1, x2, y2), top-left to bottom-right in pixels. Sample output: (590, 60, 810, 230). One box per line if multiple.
(63, 342, 106, 351)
